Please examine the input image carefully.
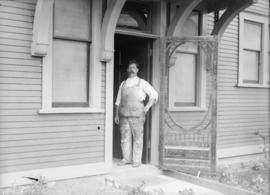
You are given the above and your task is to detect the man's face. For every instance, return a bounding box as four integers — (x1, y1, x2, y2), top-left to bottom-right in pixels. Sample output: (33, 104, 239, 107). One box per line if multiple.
(127, 63, 138, 77)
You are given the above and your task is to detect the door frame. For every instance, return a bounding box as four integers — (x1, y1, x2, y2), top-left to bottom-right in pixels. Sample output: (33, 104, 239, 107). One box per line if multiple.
(113, 31, 157, 163)
(103, 0, 167, 170)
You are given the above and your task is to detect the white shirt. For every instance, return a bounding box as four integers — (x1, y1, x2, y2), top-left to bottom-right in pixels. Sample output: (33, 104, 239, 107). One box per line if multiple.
(115, 76, 158, 106)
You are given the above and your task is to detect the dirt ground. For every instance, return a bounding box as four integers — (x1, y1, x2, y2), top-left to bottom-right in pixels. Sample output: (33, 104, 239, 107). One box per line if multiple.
(201, 159, 270, 195)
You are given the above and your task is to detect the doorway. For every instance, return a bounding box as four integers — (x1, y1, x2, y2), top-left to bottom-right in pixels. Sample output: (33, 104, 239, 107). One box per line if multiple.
(113, 34, 153, 164)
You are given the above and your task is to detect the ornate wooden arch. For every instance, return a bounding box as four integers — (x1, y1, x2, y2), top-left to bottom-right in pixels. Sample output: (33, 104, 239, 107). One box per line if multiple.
(100, 0, 127, 62)
(211, 0, 257, 39)
(166, 0, 203, 37)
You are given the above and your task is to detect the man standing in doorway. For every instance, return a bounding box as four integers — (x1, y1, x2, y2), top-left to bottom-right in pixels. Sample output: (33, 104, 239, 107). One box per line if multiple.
(114, 60, 158, 168)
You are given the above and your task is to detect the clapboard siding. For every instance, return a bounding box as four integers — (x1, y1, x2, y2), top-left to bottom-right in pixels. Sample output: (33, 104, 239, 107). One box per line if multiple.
(210, 0, 270, 152)
(246, 0, 269, 16)
(0, 0, 106, 174)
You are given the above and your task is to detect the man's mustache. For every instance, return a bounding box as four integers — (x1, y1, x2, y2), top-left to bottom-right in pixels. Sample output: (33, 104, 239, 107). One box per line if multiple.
(128, 70, 135, 73)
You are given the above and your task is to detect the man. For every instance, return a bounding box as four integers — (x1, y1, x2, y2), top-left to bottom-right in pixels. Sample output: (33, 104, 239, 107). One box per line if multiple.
(114, 60, 158, 168)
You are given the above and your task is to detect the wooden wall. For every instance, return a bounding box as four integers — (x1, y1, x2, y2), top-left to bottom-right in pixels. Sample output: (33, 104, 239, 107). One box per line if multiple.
(0, 0, 105, 173)
(212, 0, 270, 154)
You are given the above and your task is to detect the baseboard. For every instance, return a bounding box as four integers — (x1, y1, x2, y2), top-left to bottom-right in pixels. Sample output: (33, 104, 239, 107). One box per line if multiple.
(0, 162, 112, 188)
(217, 144, 266, 165)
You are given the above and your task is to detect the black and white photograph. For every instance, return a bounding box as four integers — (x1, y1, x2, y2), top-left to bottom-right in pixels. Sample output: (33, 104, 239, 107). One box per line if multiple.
(0, 0, 269, 194)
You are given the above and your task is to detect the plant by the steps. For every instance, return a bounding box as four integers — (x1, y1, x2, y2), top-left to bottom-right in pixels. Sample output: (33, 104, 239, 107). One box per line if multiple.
(0, 176, 52, 195)
(254, 130, 269, 160)
(218, 167, 238, 185)
(178, 188, 195, 195)
(23, 176, 51, 195)
(104, 178, 164, 195)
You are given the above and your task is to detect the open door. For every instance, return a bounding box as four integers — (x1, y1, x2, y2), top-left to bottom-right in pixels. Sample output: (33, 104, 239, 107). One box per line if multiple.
(159, 36, 218, 174)
(113, 34, 153, 163)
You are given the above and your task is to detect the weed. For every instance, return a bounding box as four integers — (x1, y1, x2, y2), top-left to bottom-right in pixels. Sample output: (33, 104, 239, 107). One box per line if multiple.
(178, 188, 195, 195)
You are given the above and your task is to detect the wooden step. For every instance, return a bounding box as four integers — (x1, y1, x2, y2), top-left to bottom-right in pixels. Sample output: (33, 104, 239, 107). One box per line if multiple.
(164, 146, 210, 160)
(164, 158, 210, 167)
(162, 164, 211, 175)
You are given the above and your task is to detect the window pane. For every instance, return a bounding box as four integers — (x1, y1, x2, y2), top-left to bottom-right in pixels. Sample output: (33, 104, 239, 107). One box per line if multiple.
(54, 0, 91, 40)
(116, 2, 151, 32)
(52, 39, 88, 106)
(181, 12, 199, 36)
(244, 20, 262, 50)
(178, 12, 199, 52)
(243, 50, 259, 83)
(169, 53, 197, 106)
(117, 13, 141, 29)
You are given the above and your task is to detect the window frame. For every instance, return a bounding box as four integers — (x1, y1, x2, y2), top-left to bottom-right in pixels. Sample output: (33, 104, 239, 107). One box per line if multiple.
(39, 0, 104, 114)
(116, 1, 153, 33)
(238, 12, 269, 88)
(168, 11, 207, 112)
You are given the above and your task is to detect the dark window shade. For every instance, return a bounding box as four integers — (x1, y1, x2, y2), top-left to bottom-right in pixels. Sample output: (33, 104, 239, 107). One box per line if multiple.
(54, 0, 91, 41)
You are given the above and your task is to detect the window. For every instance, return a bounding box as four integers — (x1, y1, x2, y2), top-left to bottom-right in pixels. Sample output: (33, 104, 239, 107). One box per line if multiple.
(116, 1, 152, 33)
(38, 0, 103, 113)
(242, 20, 262, 84)
(168, 11, 207, 111)
(52, 0, 91, 107)
(238, 13, 269, 87)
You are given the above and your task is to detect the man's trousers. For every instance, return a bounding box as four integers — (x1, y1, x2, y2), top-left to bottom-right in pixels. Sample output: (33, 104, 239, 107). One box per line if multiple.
(119, 116, 145, 163)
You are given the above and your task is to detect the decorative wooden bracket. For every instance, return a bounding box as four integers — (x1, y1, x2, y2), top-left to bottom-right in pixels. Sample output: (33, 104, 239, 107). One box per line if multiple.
(31, 0, 54, 56)
(100, 0, 127, 62)
(211, 0, 258, 39)
(166, 0, 203, 37)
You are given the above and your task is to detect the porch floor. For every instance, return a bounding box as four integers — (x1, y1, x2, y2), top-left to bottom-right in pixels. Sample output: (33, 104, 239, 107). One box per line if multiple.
(49, 161, 224, 195)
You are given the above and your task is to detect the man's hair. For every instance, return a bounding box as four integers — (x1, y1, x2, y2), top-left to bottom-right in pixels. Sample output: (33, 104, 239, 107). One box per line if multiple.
(128, 60, 140, 69)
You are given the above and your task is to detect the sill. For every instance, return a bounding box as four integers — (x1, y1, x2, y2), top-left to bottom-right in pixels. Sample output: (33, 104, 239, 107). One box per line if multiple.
(167, 107, 208, 112)
(39, 107, 105, 114)
(236, 83, 270, 89)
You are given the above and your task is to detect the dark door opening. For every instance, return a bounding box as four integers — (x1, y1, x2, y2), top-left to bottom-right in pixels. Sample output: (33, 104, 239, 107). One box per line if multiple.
(113, 34, 152, 164)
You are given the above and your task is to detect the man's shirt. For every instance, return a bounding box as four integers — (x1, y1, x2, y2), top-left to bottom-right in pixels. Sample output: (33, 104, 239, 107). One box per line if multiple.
(115, 76, 158, 106)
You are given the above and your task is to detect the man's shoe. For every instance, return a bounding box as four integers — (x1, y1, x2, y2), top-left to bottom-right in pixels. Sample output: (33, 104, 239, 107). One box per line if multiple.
(117, 159, 130, 166)
(132, 162, 141, 168)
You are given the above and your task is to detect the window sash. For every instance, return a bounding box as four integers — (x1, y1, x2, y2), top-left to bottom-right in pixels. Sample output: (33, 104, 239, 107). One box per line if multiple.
(53, 0, 92, 42)
(169, 52, 199, 107)
(168, 10, 201, 108)
(52, 0, 92, 108)
(243, 19, 262, 51)
(239, 13, 269, 87)
(242, 49, 260, 84)
(52, 39, 90, 107)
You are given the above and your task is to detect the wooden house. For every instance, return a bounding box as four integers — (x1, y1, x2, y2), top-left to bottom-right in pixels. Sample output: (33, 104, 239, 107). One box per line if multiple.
(0, 0, 269, 187)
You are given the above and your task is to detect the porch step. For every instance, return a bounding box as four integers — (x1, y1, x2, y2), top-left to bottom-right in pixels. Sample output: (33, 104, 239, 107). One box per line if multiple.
(162, 163, 211, 176)
(164, 158, 210, 167)
(165, 146, 210, 160)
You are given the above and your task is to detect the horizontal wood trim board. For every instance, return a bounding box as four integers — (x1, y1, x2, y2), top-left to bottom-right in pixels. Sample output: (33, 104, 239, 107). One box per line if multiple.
(0, 162, 111, 187)
(1, 157, 104, 174)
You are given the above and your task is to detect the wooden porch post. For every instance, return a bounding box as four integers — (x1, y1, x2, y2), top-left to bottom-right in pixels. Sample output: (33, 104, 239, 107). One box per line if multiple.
(210, 38, 218, 173)
(209, 0, 257, 171)
(159, 37, 167, 168)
